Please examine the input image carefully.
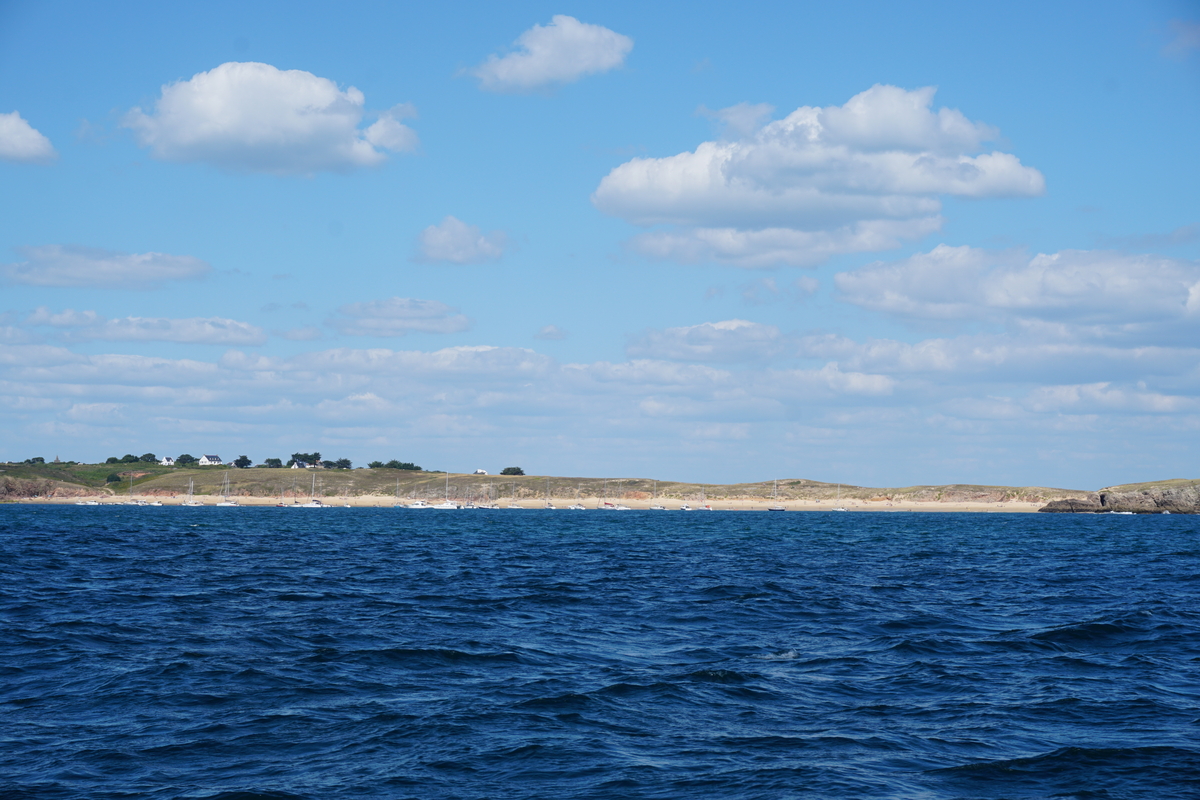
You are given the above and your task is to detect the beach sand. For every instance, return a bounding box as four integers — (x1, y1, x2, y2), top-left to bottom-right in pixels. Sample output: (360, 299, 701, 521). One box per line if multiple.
(28, 494, 1046, 512)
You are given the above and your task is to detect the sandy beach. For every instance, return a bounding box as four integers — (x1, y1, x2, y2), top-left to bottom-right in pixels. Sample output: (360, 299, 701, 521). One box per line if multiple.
(29, 494, 1047, 512)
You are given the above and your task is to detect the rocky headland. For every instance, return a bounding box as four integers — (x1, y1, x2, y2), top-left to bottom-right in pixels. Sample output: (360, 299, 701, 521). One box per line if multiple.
(1038, 479, 1200, 514)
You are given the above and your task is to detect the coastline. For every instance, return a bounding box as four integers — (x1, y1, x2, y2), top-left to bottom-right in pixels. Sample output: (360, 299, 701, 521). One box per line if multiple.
(17, 493, 1047, 512)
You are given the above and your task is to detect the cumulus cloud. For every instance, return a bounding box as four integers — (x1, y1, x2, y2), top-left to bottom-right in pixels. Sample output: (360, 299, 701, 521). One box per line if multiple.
(594, 85, 1044, 267)
(123, 62, 417, 174)
(327, 297, 470, 336)
(25, 307, 266, 345)
(835, 245, 1200, 340)
(0, 111, 56, 163)
(1, 245, 212, 288)
(415, 216, 508, 264)
(627, 319, 786, 362)
(471, 15, 632, 92)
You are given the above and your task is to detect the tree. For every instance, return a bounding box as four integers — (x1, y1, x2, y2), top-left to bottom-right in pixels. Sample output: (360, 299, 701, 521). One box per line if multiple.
(385, 460, 421, 471)
(105, 472, 122, 483)
(291, 452, 321, 466)
(139, 453, 157, 463)
(263, 458, 283, 469)
(24, 457, 45, 464)
(328, 458, 351, 470)
(106, 456, 120, 464)
(233, 455, 252, 469)
(368, 461, 384, 469)
(120, 454, 139, 463)
(176, 454, 197, 465)
(500, 467, 525, 476)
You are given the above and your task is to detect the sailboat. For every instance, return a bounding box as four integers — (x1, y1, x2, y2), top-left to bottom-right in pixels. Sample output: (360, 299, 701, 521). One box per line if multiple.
(769, 479, 786, 511)
(216, 472, 239, 506)
(299, 472, 326, 507)
(648, 482, 667, 513)
(183, 478, 203, 506)
(832, 483, 848, 512)
(432, 473, 458, 509)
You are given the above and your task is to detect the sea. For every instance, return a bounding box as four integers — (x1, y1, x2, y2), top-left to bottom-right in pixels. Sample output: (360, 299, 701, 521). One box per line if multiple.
(2, 506, 1197, 800)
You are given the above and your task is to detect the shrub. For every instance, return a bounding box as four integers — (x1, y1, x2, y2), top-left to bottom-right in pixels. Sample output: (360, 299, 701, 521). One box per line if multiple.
(500, 467, 525, 476)
(139, 453, 157, 463)
(106, 457, 120, 464)
(105, 473, 122, 483)
(177, 454, 197, 465)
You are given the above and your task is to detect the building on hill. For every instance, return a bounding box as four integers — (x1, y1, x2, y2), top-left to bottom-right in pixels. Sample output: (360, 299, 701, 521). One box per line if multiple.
(160, 456, 175, 466)
(198, 455, 223, 466)
(474, 469, 488, 475)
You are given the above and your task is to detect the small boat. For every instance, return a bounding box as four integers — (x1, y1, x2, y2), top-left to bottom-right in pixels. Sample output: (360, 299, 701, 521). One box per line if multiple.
(543, 502, 555, 509)
(75, 499, 100, 506)
(183, 479, 203, 506)
(406, 500, 432, 509)
(679, 504, 692, 511)
(649, 504, 666, 510)
(769, 479, 786, 511)
(432, 501, 459, 509)
(568, 503, 586, 510)
(702, 504, 714, 511)
(215, 472, 239, 506)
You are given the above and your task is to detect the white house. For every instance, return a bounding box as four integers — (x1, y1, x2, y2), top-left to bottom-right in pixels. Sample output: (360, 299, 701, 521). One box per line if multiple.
(474, 469, 489, 475)
(198, 454, 223, 466)
(160, 456, 175, 466)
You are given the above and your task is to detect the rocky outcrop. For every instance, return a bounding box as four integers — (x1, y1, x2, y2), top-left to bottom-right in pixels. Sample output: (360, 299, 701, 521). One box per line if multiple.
(1039, 482, 1200, 514)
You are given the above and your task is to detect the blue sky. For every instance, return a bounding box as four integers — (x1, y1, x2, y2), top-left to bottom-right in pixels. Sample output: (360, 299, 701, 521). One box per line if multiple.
(1, 0, 1198, 488)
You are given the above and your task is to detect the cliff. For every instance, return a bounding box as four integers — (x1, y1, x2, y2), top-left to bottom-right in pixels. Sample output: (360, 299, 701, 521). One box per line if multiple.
(1038, 479, 1200, 514)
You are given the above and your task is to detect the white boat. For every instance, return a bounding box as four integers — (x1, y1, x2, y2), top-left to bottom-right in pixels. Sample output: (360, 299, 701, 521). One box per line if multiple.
(432, 501, 459, 509)
(614, 504, 632, 510)
(406, 500, 432, 509)
(679, 504, 692, 511)
(769, 479, 786, 511)
(293, 473, 328, 507)
(75, 499, 100, 506)
(214, 472, 239, 506)
(568, 503, 586, 510)
(702, 504, 714, 511)
(831, 482, 848, 511)
(183, 478, 203, 506)
(649, 504, 666, 510)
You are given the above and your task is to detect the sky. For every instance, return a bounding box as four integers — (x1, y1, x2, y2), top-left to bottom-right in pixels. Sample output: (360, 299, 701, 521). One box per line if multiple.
(1, 0, 1198, 489)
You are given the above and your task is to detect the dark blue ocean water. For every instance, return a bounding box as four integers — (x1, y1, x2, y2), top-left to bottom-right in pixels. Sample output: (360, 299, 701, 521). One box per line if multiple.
(2, 507, 1198, 800)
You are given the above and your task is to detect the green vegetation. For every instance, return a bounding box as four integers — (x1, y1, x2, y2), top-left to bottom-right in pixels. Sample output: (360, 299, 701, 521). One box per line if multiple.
(261, 458, 283, 469)
(233, 455, 252, 469)
(368, 460, 420, 470)
(177, 454, 197, 465)
(500, 467, 525, 476)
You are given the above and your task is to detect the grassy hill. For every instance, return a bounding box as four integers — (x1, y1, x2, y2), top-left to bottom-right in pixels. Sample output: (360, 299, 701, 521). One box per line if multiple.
(0, 461, 1093, 503)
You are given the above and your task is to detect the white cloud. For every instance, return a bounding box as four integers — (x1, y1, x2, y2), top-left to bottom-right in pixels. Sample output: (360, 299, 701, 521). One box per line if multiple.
(1, 245, 212, 288)
(0, 111, 56, 163)
(630, 218, 942, 268)
(415, 216, 508, 264)
(534, 325, 568, 341)
(471, 15, 633, 92)
(327, 297, 471, 336)
(835, 245, 1200, 339)
(25, 307, 266, 345)
(123, 62, 417, 174)
(627, 319, 785, 362)
(594, 85, 1043, 267)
